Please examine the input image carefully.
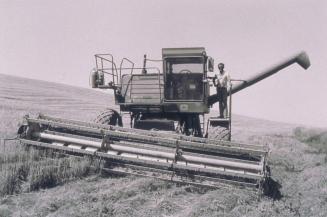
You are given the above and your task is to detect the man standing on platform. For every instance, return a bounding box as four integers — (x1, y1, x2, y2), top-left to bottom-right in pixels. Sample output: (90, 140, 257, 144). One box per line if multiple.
(213, 63, 231, 118)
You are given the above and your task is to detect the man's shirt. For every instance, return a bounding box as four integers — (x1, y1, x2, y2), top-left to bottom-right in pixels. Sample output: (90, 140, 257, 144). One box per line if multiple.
(214, 71, 230, 88)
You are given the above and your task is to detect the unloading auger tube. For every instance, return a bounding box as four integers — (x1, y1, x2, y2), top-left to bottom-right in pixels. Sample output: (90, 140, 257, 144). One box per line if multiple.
(18, 114, 270, 193)
(208, 51, 311, 106)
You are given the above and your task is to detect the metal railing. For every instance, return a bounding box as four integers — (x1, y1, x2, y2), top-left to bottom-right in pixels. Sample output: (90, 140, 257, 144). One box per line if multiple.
(94, 54, 163, 102)
(228, 82, 232, 140)
(95, 54, 119, 85)
(119, 58, 135, 80)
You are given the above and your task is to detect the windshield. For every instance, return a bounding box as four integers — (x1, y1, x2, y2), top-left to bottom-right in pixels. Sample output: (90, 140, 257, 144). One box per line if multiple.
(165, 57, 204, 74)
(164, 57, 204, 101)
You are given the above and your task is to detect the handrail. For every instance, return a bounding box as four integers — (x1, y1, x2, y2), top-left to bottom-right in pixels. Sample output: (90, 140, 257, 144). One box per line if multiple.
(95, 54, 119, 84)
(228, 82, 232, 141)
(94, 53, 164, 102)
(146, 58, 163, 62)
(158, 72, 162, 102)
(101, 67, 161, 74)
(119, 58, 135, 84)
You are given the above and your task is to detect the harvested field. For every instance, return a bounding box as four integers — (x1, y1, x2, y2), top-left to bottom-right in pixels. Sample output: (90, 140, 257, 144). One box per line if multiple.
(0, 73, 326, 217)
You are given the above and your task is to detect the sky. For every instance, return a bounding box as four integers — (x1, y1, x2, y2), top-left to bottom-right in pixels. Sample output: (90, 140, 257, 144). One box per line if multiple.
(1, 0, 326, 128)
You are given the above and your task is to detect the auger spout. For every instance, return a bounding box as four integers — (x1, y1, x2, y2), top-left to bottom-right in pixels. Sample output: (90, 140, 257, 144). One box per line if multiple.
(231, 51, 310, 94)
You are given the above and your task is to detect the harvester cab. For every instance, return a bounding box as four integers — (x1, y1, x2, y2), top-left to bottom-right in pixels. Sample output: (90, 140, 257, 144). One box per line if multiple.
(17, 47, 311, 196)
(90, 48, 229, 138)
(162, 48, 209, 102)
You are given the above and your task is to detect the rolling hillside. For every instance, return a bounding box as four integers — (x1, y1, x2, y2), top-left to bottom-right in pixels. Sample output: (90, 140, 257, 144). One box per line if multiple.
(0, 74, 326, 217)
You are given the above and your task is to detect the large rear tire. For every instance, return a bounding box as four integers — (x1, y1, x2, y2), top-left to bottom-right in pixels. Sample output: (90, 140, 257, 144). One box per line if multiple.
(94, 109, 123, 126)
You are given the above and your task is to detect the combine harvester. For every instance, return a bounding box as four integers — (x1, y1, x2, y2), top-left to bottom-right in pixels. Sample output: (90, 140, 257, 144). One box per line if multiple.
(18, 48, 310, 195)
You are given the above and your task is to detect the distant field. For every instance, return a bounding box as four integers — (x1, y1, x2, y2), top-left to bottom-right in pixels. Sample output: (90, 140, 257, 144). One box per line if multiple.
(0, 74, 326, 217)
